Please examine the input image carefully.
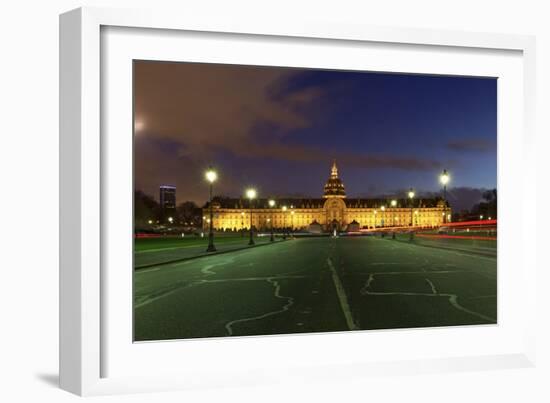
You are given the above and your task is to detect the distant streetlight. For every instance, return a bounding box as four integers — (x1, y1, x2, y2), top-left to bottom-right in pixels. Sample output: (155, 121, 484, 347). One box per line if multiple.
(246, 188, 257, 245)
(147, 219, 153, 225)
(282, 205, 288, 239)
(205, 167, 218, 252)
(168, 216, 173, 224)
(268, 199, 276, 242)
(408, 188, 415, 227)
(440, 169, 450, 223)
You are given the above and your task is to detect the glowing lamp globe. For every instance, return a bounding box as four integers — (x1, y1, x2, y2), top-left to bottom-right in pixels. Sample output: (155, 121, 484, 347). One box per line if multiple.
(205, 169, 218, 183)
(440, 169, 450, 185)
(246, 188, 257, 200)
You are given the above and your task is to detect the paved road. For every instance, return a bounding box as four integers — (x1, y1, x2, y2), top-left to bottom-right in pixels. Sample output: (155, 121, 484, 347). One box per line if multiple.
(134, 236, 496, 341)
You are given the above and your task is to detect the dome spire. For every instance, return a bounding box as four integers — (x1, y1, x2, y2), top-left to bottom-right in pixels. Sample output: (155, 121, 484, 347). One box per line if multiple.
(331, 160, 338, 179)
(323, 160, 346, 198)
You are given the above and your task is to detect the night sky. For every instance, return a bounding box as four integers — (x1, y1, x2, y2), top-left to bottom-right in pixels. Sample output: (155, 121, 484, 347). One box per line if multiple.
(134, 61, 496, 211)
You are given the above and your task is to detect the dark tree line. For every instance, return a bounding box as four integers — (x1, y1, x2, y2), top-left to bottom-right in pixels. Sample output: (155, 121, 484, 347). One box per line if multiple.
(134, 190, 160, 227)
(451, 189, 497, 221)
(470, 189, 497, 219)
(134, 190, 203, 228)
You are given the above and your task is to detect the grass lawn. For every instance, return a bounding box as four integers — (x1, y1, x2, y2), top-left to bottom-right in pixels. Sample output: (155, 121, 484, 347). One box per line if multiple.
(134, 233, 281, 268)
(135, 234, 259, 253)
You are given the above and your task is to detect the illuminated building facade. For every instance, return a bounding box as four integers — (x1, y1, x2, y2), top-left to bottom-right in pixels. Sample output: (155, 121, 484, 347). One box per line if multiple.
(203, 162, 449, 232)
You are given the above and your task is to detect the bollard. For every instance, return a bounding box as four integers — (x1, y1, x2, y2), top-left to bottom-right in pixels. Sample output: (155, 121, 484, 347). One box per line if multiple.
(392, 232, 396, 239)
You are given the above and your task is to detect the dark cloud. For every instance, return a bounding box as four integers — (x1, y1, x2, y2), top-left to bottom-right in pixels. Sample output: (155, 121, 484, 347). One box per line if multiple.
(222, 142, 441, 171)
(356, 186, 492, 212)
(418, 187, 490, 212)
(447, 138, 495, 152)
(134, 61, 314, 151)
(134, 61, 442, 170)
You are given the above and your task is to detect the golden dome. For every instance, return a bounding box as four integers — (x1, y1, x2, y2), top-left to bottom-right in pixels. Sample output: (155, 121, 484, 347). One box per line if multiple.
(323, 160, 346, 198)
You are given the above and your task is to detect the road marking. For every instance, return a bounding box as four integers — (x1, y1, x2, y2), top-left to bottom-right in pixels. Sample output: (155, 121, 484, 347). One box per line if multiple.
(201, 265, 216, 275)
(135, 275, 309, 310)
(225, 278, 294, 336)
(447, 295, 496, 322)
(327, 258, 359, 331)
(360, 275, 495, 322)
(135, 282, 193, 309)
(425, 278, 437, 294)
(199, 257, 235, 276)
(199, 275, 309, 283)
(363, 273, 375, 291)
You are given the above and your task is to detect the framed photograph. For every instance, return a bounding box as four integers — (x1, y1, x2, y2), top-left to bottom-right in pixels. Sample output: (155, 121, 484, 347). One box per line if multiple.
(60, 7, 537, 396)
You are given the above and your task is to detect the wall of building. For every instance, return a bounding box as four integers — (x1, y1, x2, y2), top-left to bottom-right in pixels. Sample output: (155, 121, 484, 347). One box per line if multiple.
(203, 206, 449, 231)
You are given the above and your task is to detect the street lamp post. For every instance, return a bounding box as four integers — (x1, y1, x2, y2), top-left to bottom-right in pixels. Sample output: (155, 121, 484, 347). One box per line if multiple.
(408, 189, 415, 241)
(390, 199, 397, 227)
(268, 199, 275, 242)
(381, 205, 386, 228)
(240, 211, 245, 237)
(440, 169, 450, 224)
(282, 205, 288, 239)
(390, 199, 397, 239)
(246, 188, 257, 245)
(205, 168, 218, 252)
(408, 188, 415, 227)
(290, 210, 295, 239)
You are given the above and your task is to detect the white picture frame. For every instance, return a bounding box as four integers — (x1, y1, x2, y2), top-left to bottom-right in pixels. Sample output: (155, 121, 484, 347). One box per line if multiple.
(59, 6, 537, 396)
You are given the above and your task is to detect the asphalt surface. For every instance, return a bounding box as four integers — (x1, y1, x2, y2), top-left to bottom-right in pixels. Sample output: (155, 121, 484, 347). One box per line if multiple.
(134, 236, 497, 341)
